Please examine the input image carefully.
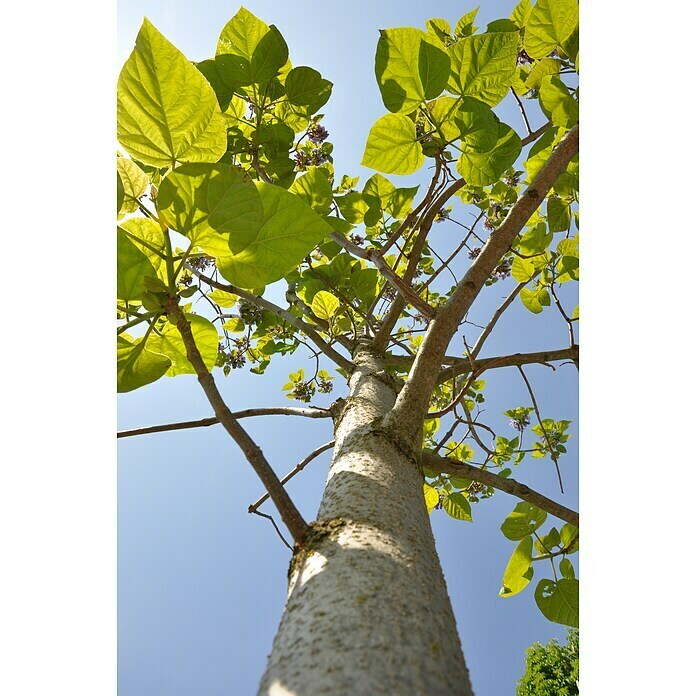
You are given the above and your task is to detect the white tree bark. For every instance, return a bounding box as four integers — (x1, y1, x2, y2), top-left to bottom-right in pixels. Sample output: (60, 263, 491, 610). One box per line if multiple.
(258, 345, 472, 695)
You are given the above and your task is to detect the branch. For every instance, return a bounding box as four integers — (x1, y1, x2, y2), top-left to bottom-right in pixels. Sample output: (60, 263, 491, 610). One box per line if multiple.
(422, 451, 579, 527)
(389, 125, 579, 439)
(329, 232, 435, 319)
(379, 160, 443, 256)
(517, 365, 564, 494)
(520, 121, 552, 146)
(164, 297, 309, 543)
(117, 406, 332, 439)
(372, 179, 468, 349)
(248, 440, 335, 514)
(383, 345, 579, 384)
(469, 278, 533, 359)
(189, 267, 353, 374)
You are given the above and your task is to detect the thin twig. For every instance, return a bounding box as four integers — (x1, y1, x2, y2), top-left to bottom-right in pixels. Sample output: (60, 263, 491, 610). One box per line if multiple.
(117, 406, 333, 439)
(517, 365, 565, 494)
(248, 441, 335, 513)
(250, 510, 293, 550)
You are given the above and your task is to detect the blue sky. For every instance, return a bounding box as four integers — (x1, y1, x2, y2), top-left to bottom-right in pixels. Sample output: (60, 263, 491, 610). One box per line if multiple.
(117, 1, 578, 694)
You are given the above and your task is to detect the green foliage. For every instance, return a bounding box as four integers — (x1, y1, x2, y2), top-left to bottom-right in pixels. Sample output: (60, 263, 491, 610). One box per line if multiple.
(517, 629, 579, 695)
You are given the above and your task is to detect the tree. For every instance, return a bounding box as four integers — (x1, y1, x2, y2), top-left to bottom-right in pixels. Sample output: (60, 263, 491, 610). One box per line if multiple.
(116, 1, 579, 693)
(518, 629, 579, 695)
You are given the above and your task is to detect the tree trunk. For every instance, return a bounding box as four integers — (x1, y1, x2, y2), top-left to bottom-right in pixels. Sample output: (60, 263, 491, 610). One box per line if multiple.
(258, 345, 472, 695)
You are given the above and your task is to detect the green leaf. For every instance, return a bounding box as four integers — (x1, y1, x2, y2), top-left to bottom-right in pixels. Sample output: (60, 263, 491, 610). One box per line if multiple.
(116, 157, 148, 215)
(487, 19, 520, 33)
(195, 58, 235, 111)
(362, 113, 424, 175)
(157, 163, 264, 256)
(117, 172, 125, 213)
(520, 286, 550, 314)
(289, 168, 333, 215)
(560, 523, 579, 552)
(525, 0, 579, 59)
(117, 332, 171, 393)
(500, 536, 534, 597)
(448, 31, 518, 106)
(501, 502, 547, 540)
(524, 127, 556, 181)
(539, 75, 579, 128)
(534, 578, 579, 627)
(510, 0, 532, 29)
(216, 182, 332, 289)
(351, 269, 380, 304)
(426, 96, 461, 141)
(375, 28, 451, 113)
(285, 66, 333, 113)
(208, 289, 238, 307)
(117, 19, 227, 167)
(426, 18, 452, 47)
(511, 256, 537, 282)
(311, 290, 340, 320)
(149, 314, 219, 376)
(559, 558, 575, 580)
(222, 317, 245, 332)
(387, 186, 419, 219)
(455, 8, 479, 38)
(456, 122, 521, 186)
(216, 8, 289, 87)
(525, 58, 562, 90)
(455, 97, 500, 153)
(424, 484, 440, 513)
(547, 195, 571, 232)
(335, 192, 371, 224)
(363, 173, 396, 208)
(119, 218, 167, 282)
(117, 227, 159, 302)
(443, 492, 472, 522)
(519, 222, 553, 254)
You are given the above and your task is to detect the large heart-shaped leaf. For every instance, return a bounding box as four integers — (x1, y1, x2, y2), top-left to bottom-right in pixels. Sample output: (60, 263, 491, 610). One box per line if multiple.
(157, 163, 264, 255)
(448, 31, 518, 106)
(117, 19, 227, 167)
(216, 183, 333, 289)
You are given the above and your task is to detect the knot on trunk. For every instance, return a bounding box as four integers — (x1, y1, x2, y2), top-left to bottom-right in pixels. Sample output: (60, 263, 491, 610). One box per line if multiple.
(289, 517, 348, 579)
